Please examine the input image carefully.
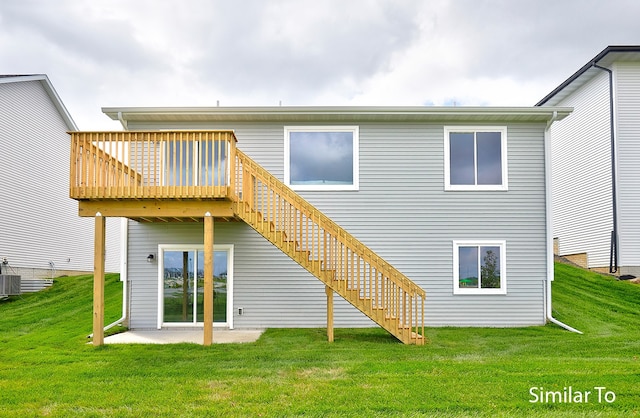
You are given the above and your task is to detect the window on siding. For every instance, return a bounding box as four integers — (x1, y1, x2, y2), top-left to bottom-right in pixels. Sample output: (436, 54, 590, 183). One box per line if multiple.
(164, 140, 226, 186)
(453, 240, 506, 295)
(444, 127, 508, 191)
(284, 126, 359, 191)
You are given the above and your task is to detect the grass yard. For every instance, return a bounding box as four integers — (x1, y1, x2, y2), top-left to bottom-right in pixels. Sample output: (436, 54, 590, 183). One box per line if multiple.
(0, 263, 638, 417)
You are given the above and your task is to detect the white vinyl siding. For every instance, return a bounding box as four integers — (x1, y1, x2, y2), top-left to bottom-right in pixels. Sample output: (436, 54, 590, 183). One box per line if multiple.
(125, 120, 548, 328)
(127, 221, 375, 329)
(0, 79, 120, 276)
(614, 62, 640, 268)
(548, 71, 613, 268)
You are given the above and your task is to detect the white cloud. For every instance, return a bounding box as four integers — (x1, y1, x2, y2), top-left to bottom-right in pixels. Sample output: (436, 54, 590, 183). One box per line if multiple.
(1, 0, 639, 129)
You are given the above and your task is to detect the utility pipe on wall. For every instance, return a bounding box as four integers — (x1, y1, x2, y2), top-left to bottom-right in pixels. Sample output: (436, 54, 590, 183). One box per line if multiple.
(88, 219, 129, 338)
(591, 62, 619, 274)
(544, 110, 583, 334)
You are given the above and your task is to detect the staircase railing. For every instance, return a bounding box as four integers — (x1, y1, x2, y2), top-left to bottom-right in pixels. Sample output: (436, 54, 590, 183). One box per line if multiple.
(233, 149, 425, 344)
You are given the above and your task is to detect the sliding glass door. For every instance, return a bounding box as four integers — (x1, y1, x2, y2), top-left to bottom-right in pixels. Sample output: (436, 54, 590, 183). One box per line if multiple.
(159, 245, 232, 328)
(164, 139, 227, 186)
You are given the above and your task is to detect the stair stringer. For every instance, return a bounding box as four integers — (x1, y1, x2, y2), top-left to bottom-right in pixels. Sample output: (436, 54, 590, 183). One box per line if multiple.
(232, 149, 426, 345)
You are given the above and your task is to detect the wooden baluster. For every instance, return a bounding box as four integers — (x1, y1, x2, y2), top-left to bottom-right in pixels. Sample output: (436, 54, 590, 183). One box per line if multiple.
(115, 133, 121, 197)
(395, 283, 400, 332)
(146, 132, 150, 195)
(215, 132, 220, 193)
(381, 273, 386, 316)
(105, 133, 111, 197)
(271, 187, 276, 240)
(356, 256, 362, 296)
(315, 213, 320, 276)
(209, 132, 214, 192)
(92, 134, 99, 198)
(297, 206, 302, 252)
(131, 133, 137, 197)
(293, 203, 297, 250)
(180, 132, 186, 197)
(323, 228, 327, 277)
(94, 135, 101, 198)
(345, 241, 350, 290)
(370, 263, 374, 303)
(111, 133, 117, 197)
(114, 133, 119, 197)
(143, 133, 148, 198)
(350, 245, 355, 291)
(69, 134, 77, 197)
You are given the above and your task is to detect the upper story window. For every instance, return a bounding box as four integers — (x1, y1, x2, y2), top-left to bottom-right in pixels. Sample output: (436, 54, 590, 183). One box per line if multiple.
(444, 127, 508, 191)
(453, 240, 507, 295)
(284, 126, 359, 191)
(164, 139, 226, 186)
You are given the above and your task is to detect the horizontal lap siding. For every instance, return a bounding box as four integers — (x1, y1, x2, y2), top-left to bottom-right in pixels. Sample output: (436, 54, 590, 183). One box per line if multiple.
(127, 120, 547, 327)
(127, 221, 374, 329)
(549, 72, 613, 268)
(300, 123, 547, 326)
(0, 80, 120, 275)
(615, 62, 640, 267)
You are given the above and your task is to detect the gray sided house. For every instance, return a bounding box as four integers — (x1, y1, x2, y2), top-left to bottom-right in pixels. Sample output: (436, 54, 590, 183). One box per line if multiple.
(76, 106, 570, 345)
(0, 75, 120, 287)
(538, 46, 640, 276)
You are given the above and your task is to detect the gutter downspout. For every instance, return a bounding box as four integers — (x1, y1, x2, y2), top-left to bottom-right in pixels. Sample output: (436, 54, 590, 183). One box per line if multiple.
(88, 219, 129, 338)
(592, 63, 619, 274)
(545, 110, 583, 334)
(91, 113, 129, 337)
(105, 218, 129, 331)
(117, 111, 128, 130)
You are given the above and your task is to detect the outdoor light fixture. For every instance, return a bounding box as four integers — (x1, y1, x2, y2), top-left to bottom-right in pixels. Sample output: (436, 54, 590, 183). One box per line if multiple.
(146, 254, 155, 263)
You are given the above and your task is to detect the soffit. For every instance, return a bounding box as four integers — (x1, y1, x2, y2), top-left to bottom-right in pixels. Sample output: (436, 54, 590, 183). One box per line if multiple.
(104, 106, 572, 124)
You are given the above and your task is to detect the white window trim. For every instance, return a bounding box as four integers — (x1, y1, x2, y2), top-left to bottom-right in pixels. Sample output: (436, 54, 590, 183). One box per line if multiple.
(157, 244, 234, 329)
(444, 126, 508, 191)
(284, 126, 359, 191)
(453, 240, 507, 295)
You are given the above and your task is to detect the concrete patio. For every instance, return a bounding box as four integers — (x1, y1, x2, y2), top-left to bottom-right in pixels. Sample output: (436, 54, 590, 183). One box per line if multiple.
(103, 329, 264, 345)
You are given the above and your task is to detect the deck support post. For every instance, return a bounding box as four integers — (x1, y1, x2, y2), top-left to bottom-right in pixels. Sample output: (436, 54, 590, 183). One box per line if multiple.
(325, 285, 334, 342)
(93, 213, 106, 346)
(203, 213, 214, 346)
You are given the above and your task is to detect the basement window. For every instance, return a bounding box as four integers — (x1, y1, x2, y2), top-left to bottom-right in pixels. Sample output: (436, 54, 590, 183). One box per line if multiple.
(284, 126, 359, 191)
(453, 240, 507, 295)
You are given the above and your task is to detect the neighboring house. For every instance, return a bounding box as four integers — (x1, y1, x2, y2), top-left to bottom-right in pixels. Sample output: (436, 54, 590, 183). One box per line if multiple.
(74, 105, 571, 345)
(537, 46, 640, 276)
(0, 74, 121, 286)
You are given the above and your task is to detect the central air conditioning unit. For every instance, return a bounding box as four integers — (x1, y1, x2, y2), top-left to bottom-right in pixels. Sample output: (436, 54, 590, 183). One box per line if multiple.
(0, 275, 21, 296)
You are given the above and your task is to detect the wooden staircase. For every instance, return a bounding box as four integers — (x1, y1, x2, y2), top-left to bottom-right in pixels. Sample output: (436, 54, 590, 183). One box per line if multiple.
(232, 149, 426, 345)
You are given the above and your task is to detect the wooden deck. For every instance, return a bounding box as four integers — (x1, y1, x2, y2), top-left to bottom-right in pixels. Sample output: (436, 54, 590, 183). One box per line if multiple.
(70, 131, 426, 346)
(70, 131, 237, 221)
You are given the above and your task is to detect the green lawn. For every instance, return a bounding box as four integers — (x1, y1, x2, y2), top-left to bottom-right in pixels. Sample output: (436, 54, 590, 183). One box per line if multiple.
(0, 263, 639, 417)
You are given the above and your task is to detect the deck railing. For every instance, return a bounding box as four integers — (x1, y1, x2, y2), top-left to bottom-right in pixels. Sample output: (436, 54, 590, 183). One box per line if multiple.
(70, 131, 236, 200)
(233, 149, 426, 344)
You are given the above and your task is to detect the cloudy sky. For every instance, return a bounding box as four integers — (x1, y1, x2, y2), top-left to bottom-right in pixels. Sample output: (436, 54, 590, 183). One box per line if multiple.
(1, 0, 639, 130)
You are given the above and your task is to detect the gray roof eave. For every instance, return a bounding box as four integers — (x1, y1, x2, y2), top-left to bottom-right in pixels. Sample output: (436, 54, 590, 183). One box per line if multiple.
(103, 105, 572, 125)
(0, 74, 78, 131)
(536, 45, 640, 107)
